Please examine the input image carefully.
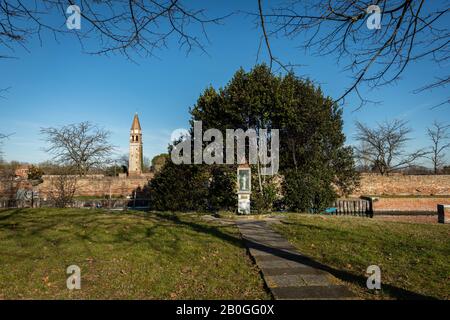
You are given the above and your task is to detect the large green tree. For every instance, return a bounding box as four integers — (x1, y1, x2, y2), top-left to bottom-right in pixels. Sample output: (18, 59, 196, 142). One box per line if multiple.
(148, 65, 358, 212)
(191, 65, 358, 211)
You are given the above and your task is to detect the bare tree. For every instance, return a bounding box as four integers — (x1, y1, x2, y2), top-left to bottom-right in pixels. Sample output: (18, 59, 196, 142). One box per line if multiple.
(101, 153, 129, 176)
(354, 119, 428, 175)
(116, 153, 129, 167)
(0, 132, 11, 161)
(46, 167, 78, 208)
(355, 141, 373, 172)
(427, 121, 450, 174)
(113, 153, 150, 174)
(41, 121, 115, 175)
(256, 0, 449, 107)
(0, 133, 5, 159)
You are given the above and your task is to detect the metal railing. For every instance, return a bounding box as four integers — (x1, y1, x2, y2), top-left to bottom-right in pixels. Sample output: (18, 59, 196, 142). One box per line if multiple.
(332, 198, 373, 217)
(0, 198, 151, 210)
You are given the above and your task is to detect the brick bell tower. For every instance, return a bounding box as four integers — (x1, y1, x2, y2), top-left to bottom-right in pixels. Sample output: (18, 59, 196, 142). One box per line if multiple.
(129, 113, 143, 176)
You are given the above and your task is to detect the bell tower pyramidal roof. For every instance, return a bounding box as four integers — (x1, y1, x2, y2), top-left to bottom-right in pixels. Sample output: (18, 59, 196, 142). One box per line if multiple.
(131, 113, 142, 131)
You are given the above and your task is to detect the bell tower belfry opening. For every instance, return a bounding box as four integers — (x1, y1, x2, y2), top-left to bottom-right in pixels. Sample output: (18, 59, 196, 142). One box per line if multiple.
(129, 113, 143, 176)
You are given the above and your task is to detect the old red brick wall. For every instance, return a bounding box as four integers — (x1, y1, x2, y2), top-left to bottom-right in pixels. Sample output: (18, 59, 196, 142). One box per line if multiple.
(38, 174, 154, 198)
(2, 173, 449, 212)
(353, 173, 450, 196)
(0, 179, 32, 199)
(373, 197, 449, 212)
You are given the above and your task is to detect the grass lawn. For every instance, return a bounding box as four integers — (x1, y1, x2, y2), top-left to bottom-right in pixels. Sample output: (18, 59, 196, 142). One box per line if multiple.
(272, 214, 450, 300)
(0, 208, 269, 300)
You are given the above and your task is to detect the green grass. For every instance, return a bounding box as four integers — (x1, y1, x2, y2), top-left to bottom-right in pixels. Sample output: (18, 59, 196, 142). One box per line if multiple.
(0, 208, 269, 300)
(272, 214, 450, 300)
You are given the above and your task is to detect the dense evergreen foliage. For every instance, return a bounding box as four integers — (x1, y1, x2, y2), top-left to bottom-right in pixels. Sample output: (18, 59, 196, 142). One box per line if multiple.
(147, 65, 359, 212)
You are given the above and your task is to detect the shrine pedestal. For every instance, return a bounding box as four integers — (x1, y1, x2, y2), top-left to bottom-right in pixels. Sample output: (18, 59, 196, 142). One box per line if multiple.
(237, 166, 251, 215)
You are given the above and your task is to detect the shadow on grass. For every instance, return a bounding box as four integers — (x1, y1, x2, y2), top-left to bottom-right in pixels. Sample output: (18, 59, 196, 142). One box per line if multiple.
(0, 209, 436, 299)
(0, 209, 244, 260)
(146, 213, 439, 299)
(0, 208, 26, 221)
(151, 212, 244, 248)
(237, 220, 438, 300)
(0, 209, 183, 258)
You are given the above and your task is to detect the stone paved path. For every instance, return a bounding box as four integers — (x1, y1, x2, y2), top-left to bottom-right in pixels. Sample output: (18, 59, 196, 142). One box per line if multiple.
(237, 220, 356, 300)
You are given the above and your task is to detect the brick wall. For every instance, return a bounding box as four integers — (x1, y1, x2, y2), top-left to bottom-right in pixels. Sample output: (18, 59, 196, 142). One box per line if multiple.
(0, 179, 32, 199)
(38, 174, 154, 197)
(353, 173, 450, 196)
(0, 175, 153, 199)
(372, 197, 449, 212)
(2, 173, 449, 212)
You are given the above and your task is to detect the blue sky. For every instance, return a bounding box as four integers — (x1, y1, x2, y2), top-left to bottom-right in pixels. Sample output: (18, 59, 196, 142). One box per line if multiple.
(1, 1, 449, 166)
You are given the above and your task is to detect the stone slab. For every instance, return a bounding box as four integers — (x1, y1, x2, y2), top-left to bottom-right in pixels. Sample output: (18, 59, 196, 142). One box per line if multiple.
(248, 248, 300, 257)
(265, 274, 307, 288)
(237, 220, 356, 300)
(256, 259, 292, 269)
(272, 285, 355, 300)
(301, 274, 334, 286)
(262, 267, 326, 276)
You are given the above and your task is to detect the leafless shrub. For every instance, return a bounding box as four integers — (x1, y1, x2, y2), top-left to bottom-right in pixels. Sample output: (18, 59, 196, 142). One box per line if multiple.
(47, 167, 78, 208)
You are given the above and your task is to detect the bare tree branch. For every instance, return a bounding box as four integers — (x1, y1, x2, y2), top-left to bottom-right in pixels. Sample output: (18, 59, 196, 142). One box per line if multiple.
(256, 0, 449, 107)
(354, 119, 428, 175)
(0, 131, 12, 161)
(0, 86, 10, 98)
(427, 121, 450, 174)
(0, 0, 232, 60)
(414, 76, 450, 108)
(255, 0, 301, 73)
(40, 121, 115, 175)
